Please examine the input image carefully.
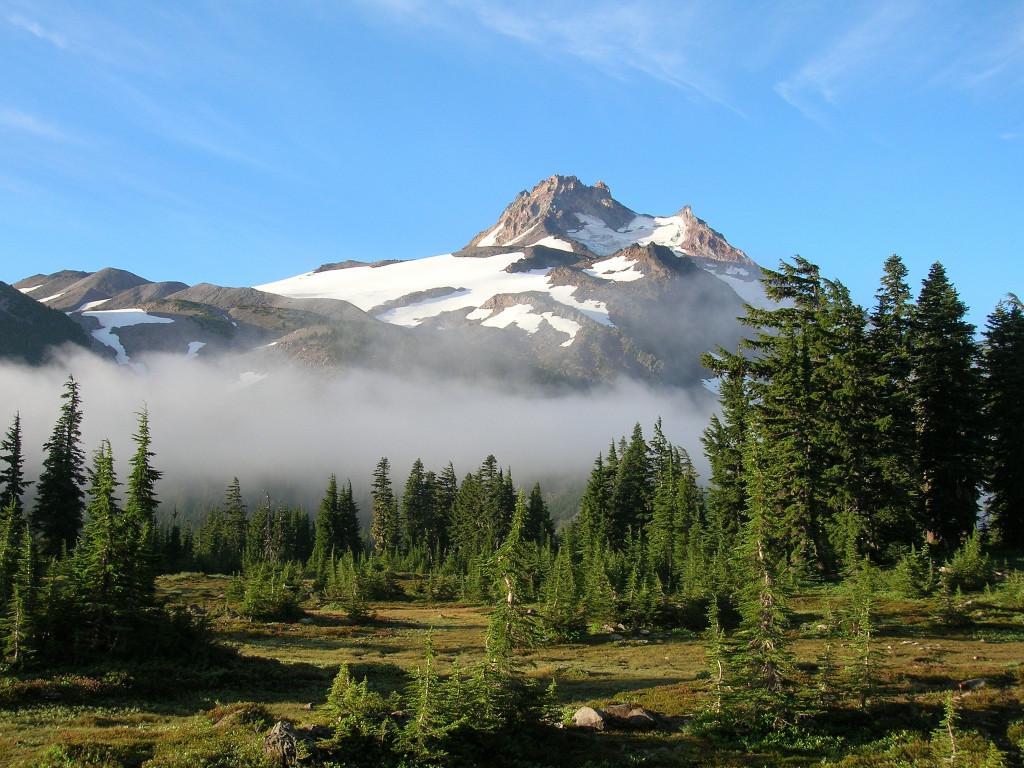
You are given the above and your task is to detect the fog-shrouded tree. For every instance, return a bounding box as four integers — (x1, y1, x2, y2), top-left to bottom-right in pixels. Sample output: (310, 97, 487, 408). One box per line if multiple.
(369, 457, 399, 557)
(123, 407, 161, 608)
(313, 474, 342, 568)
(33, 375, 86, 559)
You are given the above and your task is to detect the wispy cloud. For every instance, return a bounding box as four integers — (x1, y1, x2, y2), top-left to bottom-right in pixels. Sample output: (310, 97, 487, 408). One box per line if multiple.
(0, 107, 68, 141)
(349, 0, 741, 109)
(5, 11, 68, 48)
(774, 3, 921, 123)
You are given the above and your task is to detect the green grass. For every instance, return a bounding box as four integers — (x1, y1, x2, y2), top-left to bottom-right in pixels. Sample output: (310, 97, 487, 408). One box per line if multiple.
(1, 573, 1022, 767)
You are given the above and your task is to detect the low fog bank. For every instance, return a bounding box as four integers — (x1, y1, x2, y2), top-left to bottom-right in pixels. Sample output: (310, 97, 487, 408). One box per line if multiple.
(1, 348, 716, 519)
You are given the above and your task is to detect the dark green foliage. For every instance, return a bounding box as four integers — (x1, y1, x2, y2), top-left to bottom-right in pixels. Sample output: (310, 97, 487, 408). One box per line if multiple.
(865, 255, 921, 555)
(32, 375, 86, 559)
(980, 295, 1024, 544)
(319, 634, 555, 768)
(609, 423, 650, 547)
(123, 408, 161, 611)
(369, 457, 399, 557)
(238, 562, 302, 621)
(0, 413, 29, 520)
(942, 530, 993, 592)
(524, 482, 555, 545)
(448, 456, 515, 564)
(541, 544, 585, 641)
(222, 477, 248, 570)
(890, 544, 937, 598)
(0, 525, 37, 669)
(911, 263, 983, 550)
(486, 492, 541, 657)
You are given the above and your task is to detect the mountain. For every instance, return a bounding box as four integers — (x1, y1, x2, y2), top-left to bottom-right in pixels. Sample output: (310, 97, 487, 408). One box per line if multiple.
(0, 280, 91, 363)
(8, 176, 763, 390)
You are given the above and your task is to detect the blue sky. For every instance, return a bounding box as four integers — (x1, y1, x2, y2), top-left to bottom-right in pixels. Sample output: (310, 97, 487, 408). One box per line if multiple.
(1, 0, 1022, 328)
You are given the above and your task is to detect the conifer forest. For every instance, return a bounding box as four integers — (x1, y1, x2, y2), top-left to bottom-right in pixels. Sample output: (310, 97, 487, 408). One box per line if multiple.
(2, 256, 1024, 767)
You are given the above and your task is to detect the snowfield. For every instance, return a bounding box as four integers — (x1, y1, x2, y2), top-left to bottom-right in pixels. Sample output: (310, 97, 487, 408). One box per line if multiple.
(256, 251, 613, 340)
(82, 309, 174, 370)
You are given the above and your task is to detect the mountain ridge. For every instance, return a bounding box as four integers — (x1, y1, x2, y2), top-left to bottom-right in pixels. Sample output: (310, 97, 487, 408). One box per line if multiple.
(8, 176, 762, 391)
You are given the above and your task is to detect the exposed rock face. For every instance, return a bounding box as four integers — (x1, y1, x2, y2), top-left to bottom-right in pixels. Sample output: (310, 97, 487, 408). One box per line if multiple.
(465, 174, 636, 250)
(672, 205, 748, 264)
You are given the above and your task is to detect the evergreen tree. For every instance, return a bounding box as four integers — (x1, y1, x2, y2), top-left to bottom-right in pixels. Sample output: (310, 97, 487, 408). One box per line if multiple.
(0, 413, 30, 520)
(33, 375, 86, 559)
(980, 295, 1024, 544)
(401, 459, 433, 555)
(575, 454, 613, 555)
(541, 543, 585, 641)
(123, 408, 161, 609)
(699, 362, 750, 547)
(610, 423, 650, 547)
(732, 424, 795, 725)
(524, 482, 554, 545)
(487, 492, 540, 658)
(911, 263, 983, 549)
(338, 479, 362, 556)
(866, 255, 920, 552)
(431, 462, 458, 555)
(369, 457, 399, 557)
(313, 474, 342, 568)
(71, 441, 131, 651)
(223, 478, 248, 571)
(0, 526, 37, 669)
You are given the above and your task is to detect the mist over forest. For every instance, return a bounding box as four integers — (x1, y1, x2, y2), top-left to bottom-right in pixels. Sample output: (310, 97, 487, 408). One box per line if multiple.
(0, 345, 714, 519)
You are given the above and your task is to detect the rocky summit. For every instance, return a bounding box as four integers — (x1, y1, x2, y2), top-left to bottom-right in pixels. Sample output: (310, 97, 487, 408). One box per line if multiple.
(8, 176, 764, 392)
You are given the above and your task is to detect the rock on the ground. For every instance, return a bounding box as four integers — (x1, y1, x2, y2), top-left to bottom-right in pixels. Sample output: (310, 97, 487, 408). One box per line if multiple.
(572, 706, 606, 730)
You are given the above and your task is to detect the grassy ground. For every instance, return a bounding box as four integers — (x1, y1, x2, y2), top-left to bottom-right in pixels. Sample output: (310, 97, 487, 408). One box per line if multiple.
(1, 572, 1022, 767)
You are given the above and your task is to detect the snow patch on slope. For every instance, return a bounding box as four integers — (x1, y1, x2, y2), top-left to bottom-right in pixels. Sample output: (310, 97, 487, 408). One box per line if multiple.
(18, 284, 43, 294)
(471, 303, 582, 347)
(585, 255, 645, 282)
(569, 212, 693, 257)
(256, 253, 609, 331)
(82, 309, 174, 371)
(78, 299, 110, 311)
(530, 235, 574, 252)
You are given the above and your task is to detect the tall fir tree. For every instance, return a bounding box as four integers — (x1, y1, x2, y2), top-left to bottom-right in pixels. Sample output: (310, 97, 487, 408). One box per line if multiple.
(338, 479, 363, 556)
(865, 255, 921, 554)
(699, 359, 750, 549)
(1, 526, 37, 669)
(609, 424, 650, 547)
(123, 408, 161, 609)
(369, 457, 399, 557)
(223, 477, 248, 571)
(524, 483, 554, 546)
(911, 263, 983, 549)
(33, 375, 87, 559)
(401, 459, 434, 555)
(313, 474, 343, 567)
(71, 440, 131, 651)
(0, 413, 30, 520)
(980, 295, 1024, 544)
(732, 419, 795, 724)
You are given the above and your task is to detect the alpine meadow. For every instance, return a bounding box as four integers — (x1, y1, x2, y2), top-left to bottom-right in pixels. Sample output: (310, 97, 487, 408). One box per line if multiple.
(2, 245, 1024, 766)
(2, 2, 1024, 764)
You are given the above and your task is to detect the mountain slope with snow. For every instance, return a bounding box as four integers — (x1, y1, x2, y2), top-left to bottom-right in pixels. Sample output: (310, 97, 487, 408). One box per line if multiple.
(10, 176, 762, 391)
